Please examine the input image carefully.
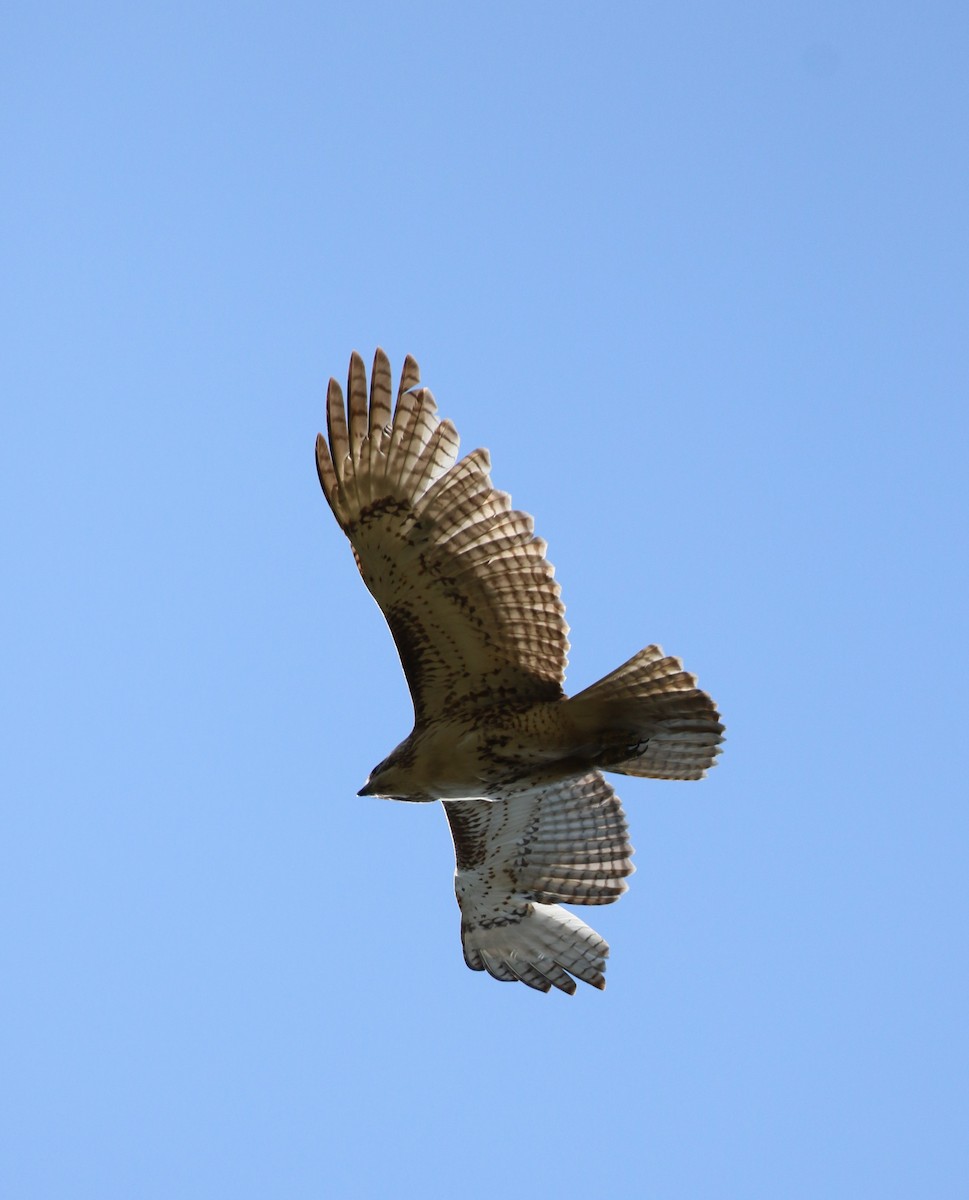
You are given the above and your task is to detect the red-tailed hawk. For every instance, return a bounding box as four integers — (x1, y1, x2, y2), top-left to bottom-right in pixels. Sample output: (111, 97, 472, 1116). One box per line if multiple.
(316, 350, 723, 993)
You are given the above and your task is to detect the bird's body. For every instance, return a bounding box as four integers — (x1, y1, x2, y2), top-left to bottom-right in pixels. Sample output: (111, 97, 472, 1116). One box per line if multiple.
(358, 696, 623, 801)
(316, 349, 724, 993)
(360, 702, 572, 801)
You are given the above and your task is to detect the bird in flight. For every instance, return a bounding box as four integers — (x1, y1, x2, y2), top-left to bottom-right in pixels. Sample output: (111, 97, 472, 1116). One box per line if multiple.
(316, 349, 723, 994)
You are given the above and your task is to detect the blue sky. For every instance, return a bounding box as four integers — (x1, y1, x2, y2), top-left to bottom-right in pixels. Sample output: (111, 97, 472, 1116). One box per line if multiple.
(2, 2, 967, 1196)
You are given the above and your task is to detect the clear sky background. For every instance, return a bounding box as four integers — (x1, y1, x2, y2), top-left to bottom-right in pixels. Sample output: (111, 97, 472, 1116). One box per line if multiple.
(2, 3, 967, 1197)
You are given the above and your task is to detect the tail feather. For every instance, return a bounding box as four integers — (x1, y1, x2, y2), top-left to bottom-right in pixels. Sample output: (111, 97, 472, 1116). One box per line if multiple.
(570, 645, 724, 780)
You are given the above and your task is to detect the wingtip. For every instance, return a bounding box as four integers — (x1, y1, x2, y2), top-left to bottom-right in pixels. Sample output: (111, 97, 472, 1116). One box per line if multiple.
(315, 431, 341, 510)
(399, 353, 421, 397)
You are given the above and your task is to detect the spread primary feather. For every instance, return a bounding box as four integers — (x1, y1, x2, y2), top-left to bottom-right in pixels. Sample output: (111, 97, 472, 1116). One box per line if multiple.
(316, 349, 724, 994)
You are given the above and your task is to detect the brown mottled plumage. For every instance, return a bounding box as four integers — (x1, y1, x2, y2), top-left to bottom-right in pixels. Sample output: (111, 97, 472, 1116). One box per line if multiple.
(316, 349, 724, 993)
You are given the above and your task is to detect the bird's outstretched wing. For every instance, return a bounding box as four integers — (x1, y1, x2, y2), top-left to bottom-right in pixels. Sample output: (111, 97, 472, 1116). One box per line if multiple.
(443, 772, 635, 993)
(316, 349, 569, 723)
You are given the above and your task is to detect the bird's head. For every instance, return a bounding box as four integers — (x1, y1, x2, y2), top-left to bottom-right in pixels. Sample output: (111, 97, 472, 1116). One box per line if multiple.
(357, 745, 427, 801)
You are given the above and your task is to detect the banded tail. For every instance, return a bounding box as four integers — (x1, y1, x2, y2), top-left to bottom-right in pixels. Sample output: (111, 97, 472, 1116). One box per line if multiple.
(568, 645, 724, 780)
